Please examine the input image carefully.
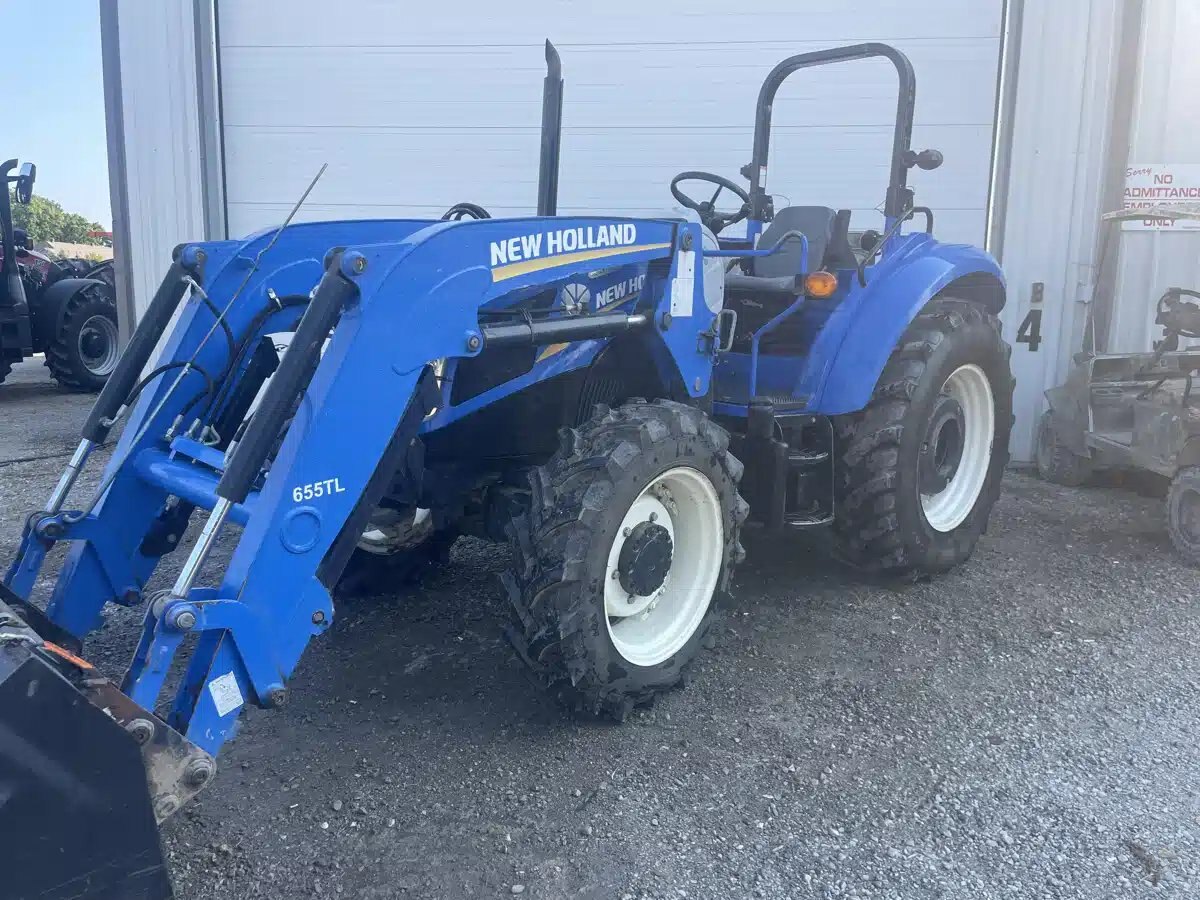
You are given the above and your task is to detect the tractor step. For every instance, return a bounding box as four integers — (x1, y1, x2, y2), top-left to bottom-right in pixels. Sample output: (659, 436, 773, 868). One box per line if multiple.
(785, 513, 834, 527)
(788, 448, 829, 465)
(785, 443, 833, 527)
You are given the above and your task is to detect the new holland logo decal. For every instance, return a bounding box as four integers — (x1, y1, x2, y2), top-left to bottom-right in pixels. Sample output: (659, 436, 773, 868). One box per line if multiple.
(488, 224, 669, 281)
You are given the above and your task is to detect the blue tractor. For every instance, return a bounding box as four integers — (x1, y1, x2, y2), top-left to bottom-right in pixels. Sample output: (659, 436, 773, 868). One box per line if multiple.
(0, 42, 1010, 896)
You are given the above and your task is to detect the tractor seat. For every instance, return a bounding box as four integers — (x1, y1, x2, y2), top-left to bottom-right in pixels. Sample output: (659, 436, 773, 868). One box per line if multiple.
(728, 207, 857, 298)
(723, 207, 856, 350)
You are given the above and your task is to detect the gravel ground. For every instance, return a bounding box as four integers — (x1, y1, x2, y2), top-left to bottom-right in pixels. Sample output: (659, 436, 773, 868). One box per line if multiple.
(2, 356, 1199, 899)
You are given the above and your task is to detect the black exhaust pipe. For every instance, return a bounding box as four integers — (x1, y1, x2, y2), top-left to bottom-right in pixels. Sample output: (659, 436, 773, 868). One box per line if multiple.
(536, 40, 563, 217)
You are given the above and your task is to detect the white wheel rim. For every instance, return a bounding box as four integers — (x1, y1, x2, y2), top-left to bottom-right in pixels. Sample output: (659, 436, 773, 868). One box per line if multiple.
(78, 313, 119, 377)
(604, 466, 724, 667)
(920, 364, 995, 533)
(358, 506, 432, 555)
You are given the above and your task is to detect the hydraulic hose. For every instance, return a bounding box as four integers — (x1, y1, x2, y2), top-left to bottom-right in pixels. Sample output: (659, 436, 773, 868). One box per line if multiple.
(202, 293, 309, 422)
(217, 258, 356, 504)
(81, 255, 198, 442)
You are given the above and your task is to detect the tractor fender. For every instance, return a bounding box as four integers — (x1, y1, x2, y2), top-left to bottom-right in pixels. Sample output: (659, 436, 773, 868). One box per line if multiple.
(800, 237, 1005, 415)
(30, 276, 108, 348)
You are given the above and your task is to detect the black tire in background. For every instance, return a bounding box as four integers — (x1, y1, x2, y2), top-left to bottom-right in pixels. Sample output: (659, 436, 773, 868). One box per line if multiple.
(1166, 466, 1200, 567)
(833, 297, 1014, 575)
(0, 359, 11, 386)
(504, 399, 748, 719)
(85, 260, 117, 290)
(1035, 409, 1093, 487)
(45, 283, 120, 392)
(336, 527, 458, 598)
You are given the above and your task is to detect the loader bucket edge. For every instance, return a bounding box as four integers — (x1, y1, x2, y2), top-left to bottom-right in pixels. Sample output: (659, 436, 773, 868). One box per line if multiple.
(0, 586, 202, 899)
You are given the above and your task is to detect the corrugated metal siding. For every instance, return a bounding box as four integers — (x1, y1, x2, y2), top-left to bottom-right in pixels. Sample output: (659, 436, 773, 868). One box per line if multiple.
(111, 0, 206, 317)
(997, 0, 1127, 461)
(215, 0, 1002, 245)
(1106, 0, 1200, 353)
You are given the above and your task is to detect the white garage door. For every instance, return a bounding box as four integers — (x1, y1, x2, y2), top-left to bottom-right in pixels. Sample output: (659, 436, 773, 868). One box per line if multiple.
(216, 1, 1004, 246)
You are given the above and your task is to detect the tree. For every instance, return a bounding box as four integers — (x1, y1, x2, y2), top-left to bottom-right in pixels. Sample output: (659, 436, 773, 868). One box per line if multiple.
(9, 190, 105, 246)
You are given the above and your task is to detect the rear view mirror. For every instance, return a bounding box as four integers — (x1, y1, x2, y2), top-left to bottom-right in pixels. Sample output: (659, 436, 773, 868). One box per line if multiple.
(915, 149, 943, 171)
(15, 162, 35, 204)
(901, 149, 943, 171)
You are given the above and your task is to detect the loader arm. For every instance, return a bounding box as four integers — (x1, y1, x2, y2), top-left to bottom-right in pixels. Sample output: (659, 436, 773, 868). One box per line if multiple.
(2, 216, 708, 854)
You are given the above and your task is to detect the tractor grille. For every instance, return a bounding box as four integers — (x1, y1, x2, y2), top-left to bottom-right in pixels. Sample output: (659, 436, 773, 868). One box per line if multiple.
(576, 376, 622, 424)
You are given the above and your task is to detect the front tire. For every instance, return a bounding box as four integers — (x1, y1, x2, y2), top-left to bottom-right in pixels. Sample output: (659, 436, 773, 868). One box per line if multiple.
(834, 298, 1013, 575)
(45, 285, 120, 392)
(1035, 409, 1092, 486)
(504, 400, 748, 719)
(1166, 467, 1200, 567)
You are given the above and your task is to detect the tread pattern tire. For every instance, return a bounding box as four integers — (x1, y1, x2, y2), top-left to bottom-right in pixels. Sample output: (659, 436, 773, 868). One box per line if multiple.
(503, 399, 748, 719)
(1166, 467, 1200, 567)
(833, 297, 1014, 575)
(1035, 409, 1092, 487)
(44, 284, 119, 392)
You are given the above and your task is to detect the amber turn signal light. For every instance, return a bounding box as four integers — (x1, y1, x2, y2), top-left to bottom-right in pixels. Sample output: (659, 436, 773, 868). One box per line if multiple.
(804, 271, 838, 298)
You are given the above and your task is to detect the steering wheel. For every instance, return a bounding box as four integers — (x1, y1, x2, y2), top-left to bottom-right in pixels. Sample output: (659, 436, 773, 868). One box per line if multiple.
(441, 202, 492, 221)
(669, 171, 751, 233)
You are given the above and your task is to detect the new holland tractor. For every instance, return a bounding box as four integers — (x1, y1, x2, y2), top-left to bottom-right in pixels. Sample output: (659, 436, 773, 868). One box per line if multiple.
(0, 42, 1011, 897)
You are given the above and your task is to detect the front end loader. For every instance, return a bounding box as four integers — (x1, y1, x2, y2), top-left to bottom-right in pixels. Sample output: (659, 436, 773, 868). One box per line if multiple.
(1, 41, 1010, 897)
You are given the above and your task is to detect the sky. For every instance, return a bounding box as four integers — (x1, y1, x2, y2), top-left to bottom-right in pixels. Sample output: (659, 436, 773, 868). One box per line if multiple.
(4, 1, 111, 229)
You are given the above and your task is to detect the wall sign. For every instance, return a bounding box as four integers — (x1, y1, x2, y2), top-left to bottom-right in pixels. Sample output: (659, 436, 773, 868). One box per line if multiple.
(1122, 164, 1200, 230)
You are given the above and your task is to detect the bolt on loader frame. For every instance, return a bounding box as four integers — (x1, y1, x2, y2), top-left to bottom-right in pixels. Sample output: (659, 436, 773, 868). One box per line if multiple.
(1, 41, 1010, 897)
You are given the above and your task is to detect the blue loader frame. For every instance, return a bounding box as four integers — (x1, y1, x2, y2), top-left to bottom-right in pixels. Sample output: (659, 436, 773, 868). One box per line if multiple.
(6, 214, 711, 763)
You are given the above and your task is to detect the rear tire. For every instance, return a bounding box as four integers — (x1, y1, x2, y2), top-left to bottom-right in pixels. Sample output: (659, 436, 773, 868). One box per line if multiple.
(833, 298, 1013, 575)
(504, 399, 748, 719)
(45, 285, 120, 392)
(1166, 467, 1200, 567)
(1035, 409, 1092, 486)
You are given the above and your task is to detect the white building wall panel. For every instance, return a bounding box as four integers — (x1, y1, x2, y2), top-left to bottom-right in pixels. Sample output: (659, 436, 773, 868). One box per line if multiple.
(111, 0, 206, 317)
(1106, 0, 1200, 354)
(996, 0, 1126, 461)
(216, 0, 1003, 246)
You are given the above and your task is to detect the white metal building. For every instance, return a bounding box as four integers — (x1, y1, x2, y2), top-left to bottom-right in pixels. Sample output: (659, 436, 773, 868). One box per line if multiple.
(100, 0, 1199, 461)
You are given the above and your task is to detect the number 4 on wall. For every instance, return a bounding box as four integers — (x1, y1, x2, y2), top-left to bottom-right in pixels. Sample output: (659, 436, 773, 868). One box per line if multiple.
(1017, 281, 1044, 352)
(1016, 308, 1043, 351)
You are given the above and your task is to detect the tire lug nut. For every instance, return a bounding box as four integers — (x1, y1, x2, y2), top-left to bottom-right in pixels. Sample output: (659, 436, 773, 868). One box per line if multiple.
(648, 512, 657, 522)
(622, 527, 632, 537)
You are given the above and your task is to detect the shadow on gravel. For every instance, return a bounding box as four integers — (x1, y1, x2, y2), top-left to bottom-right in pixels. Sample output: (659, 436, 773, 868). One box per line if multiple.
(314, 530, 878, 735)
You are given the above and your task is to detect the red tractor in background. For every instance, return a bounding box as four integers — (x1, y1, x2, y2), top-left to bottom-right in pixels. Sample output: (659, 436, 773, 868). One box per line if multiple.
(1, 158, 120, 391)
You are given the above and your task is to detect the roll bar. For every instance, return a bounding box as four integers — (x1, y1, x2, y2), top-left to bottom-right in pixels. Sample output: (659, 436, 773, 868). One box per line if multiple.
(536, 41, 564, 217)
(0, 159, 18, 282)
(742, 43, 917, 222)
